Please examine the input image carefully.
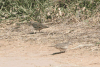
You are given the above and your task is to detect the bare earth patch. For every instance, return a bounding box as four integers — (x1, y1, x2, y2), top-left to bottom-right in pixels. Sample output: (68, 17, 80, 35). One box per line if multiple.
(0, 21, 100, 67)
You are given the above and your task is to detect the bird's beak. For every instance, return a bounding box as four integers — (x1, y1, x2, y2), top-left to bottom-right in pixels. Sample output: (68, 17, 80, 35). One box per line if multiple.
(48, 46, 55, 47)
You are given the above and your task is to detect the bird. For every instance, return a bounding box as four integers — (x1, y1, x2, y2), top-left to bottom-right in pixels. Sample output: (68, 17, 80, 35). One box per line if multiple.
(30, 20, 48, 32)
(50, 42, 70, 53)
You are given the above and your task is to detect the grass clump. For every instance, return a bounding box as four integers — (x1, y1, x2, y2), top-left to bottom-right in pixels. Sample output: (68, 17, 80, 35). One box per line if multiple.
(0, 0, 100, 23)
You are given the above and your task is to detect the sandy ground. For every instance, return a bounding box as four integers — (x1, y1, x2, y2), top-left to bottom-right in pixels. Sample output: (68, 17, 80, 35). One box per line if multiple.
(0, 20, 100, 67)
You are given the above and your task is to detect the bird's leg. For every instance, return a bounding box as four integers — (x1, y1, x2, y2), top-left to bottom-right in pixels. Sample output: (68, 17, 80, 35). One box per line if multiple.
(39, 30, 40, 33)
(60, 49, 65, 53)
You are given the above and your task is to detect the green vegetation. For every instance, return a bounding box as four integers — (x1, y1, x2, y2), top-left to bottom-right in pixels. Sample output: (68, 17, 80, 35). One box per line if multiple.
(0, 0, 100, 23)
